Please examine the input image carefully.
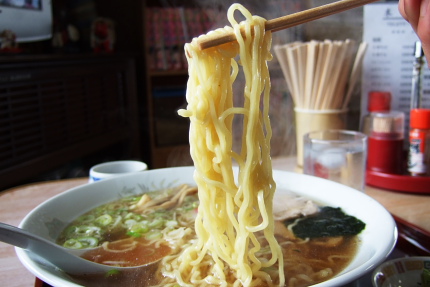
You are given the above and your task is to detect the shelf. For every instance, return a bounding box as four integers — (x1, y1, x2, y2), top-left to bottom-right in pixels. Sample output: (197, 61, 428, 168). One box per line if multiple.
(143, 1, 209, 169)
(149, 69, 188, 77)
(0, 54, 141, 189)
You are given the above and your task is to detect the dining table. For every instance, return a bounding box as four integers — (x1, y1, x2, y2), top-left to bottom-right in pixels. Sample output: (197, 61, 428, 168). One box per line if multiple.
(0, 156, 429, 287)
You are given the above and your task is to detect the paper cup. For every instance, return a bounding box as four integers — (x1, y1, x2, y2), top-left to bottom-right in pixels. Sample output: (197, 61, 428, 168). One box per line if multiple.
(89, 160, 148, 183)
(295, 108, 347, 167)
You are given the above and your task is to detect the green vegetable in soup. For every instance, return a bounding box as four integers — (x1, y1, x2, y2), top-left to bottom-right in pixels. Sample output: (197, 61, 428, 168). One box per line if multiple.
(105, 269, 120, 277)
(284, 206, 365, 239)
(422, 267, 430, 287)
(57, 190, 199, 249)
(63, 237, 99, 249)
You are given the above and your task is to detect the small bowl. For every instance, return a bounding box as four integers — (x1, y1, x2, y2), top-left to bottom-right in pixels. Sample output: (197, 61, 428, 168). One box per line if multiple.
(372, 256, 430, 287)
(89, 160, 148, 183)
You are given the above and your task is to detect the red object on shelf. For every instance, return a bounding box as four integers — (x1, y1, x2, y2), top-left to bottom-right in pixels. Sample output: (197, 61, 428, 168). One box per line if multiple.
(408, 109, 430, 176)
(367, 137, 404, 175)
(366, 169, 430, 193)
(366, 111, 405, 175)
(368, 91, 391, 112)
(410, 108, 430, 129)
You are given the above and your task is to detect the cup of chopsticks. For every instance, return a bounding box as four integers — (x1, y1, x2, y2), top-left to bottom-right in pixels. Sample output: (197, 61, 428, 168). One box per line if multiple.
(274, 39, 367, 167)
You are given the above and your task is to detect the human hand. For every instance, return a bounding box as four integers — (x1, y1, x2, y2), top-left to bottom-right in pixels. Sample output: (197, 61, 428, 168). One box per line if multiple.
(399, 0, 430, 64)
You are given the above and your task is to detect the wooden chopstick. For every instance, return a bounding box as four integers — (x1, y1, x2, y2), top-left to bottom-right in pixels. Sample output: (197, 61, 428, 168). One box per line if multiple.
(197, 0, 380, 50)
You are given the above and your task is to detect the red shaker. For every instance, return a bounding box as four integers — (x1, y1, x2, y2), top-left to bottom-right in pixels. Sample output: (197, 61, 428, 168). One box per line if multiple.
(362, 91, 391, 135)
(408, 109, 430, 176)
(367, 111, 405, 174)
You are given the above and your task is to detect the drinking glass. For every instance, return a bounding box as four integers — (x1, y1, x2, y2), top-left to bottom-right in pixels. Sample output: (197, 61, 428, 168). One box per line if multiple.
(303, 130, 368, 191)
(295, 108, 347, 167)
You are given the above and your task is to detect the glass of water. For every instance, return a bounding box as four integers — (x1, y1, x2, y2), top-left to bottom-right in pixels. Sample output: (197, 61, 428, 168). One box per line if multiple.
(303, 130, 368, 191)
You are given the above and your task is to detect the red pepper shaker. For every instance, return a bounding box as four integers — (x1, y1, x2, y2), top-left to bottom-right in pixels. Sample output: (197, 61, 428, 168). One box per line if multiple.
(362, 91, 391, 135)
(367, 111, 405, 174)
(408, 109, 430, 176)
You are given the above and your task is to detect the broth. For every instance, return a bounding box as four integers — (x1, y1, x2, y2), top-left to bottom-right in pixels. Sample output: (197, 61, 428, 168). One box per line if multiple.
(81, 237, 171, 267)
(58, 186, 362, 287)
(70, 235, 360, 287)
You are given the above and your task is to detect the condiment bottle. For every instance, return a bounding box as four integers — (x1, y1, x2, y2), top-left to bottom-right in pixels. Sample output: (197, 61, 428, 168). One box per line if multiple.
(361, 91, 391, 135)
(367, 111, 405, 174)
(408, 109, 430, 176)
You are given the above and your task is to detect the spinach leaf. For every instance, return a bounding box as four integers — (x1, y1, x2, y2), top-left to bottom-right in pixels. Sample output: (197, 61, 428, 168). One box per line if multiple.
(284, 206, 365, 239)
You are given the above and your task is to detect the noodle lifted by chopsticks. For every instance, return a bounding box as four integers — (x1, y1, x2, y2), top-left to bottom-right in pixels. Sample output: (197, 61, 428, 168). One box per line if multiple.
(162, 3, 284, 287)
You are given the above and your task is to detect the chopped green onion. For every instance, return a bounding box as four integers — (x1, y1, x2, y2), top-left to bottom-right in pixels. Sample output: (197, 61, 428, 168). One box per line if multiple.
(145, 231, 162, 240)
(63, 239, 82, 249)
(105, 269, 120, 277)
(63, 236, 98, 249)
(124, 219, 137, 227)
(125, 213, 143, 221)
(148, 218, 164, 229)
(95, 214, 113, 226)
(422, 268, 430, 286)
(63, 226, 79, 237)
(127, 231, 142, 238)
(123, 196, 141, 202)
(130, 222, 149, 234)
(76, 226, 101, 237)
(78, 214, 95, 223)
(165, 220, 178, 228)
(77, 236, 99, 248)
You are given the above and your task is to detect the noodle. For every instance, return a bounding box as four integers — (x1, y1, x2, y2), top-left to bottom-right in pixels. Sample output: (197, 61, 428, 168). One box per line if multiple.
(167, 3, 283, 286)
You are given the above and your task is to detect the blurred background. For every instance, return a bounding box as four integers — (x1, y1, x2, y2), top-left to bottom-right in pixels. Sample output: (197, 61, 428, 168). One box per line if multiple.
(0, 0, 392, 189)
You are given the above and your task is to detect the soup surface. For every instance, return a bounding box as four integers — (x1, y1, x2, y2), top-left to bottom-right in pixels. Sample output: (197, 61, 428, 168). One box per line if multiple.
(57, 185, 364, 287)
(81, 237, 172, 267)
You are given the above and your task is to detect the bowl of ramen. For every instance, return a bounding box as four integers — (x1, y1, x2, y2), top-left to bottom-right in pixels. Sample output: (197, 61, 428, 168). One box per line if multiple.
(16, 166, 397, 287)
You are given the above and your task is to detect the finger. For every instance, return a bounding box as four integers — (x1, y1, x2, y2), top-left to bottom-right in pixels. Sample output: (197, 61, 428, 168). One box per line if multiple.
(399, 0, 423, 30)
(399, 0, 408, 21)
(416, 0, 430, 64)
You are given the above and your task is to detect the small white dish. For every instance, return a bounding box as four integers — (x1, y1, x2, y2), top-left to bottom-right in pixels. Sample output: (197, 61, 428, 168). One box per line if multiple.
(89, 160, 147, 183)
(16, 167, 397, 286)
(372, 256, 430, 287)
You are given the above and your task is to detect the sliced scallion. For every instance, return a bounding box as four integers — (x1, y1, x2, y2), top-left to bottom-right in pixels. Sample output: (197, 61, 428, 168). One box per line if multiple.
(127, 231, 142, 238)
(130, 222, 149, 234)
(125, 212, 143, 221)
(124, 219, 137, 228)
(145, 231, 162, 240)
(105, 269, 120, 277)
(165, 220, 178, 228)
(76, 226, 101, 237)
(95, 214, 113, 226)
(148, 218, 164, 229)
(77, 236, 99, 248)
(63, 239, 83, 249)
(63, 236, 98, 249)
(78, 214, 95, 223)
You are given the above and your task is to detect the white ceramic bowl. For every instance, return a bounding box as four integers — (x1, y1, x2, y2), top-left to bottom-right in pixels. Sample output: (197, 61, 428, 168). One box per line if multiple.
(89, 160, 148, 183)
(16, 167, 397, 287)
(372, 256, 430, 287)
